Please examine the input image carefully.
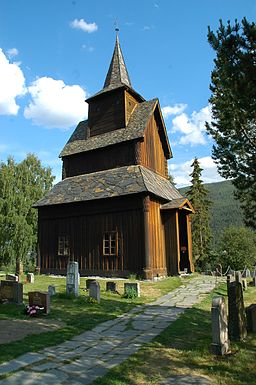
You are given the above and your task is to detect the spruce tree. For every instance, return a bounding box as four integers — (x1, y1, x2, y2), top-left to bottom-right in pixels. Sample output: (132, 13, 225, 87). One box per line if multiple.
(187, 158, 212, 269)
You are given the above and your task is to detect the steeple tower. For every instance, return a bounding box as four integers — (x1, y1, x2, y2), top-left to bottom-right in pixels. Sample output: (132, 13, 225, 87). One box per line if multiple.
(103, 33, 131, 89)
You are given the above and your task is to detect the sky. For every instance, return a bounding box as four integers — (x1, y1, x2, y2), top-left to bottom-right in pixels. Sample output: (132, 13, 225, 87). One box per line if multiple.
(0, 0, 255, 187)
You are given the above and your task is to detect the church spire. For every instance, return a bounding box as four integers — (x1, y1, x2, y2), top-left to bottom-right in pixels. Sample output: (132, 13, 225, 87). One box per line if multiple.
(103, 32, 131, 89)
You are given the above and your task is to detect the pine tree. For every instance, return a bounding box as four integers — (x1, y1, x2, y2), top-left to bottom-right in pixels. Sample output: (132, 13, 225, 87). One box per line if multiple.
(187, 158, 212, 269)
(206, 18, 256, 228)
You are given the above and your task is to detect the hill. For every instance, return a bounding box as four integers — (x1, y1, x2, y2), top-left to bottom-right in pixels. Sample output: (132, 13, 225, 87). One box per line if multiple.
(179, 180, 244, 247)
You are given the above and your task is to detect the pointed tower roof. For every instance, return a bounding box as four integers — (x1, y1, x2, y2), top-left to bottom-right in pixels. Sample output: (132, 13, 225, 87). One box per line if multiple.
(103, 33, 131, 88)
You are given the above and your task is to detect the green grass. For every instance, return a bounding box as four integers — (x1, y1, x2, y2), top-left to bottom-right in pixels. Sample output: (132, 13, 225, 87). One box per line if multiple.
(92, 283, 256, 385)
(0, 273, 182, 364)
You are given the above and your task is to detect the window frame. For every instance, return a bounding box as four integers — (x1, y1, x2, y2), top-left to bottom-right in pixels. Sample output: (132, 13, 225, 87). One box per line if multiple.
(103, 231, 118, 256)
(58, 235, 70, 257)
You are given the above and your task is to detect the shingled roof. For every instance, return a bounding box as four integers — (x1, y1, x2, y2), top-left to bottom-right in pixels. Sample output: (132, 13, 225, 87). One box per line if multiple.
(161, 198, 195, 213)
(60, 99, 158, 157)
(34, 165, 183, 207)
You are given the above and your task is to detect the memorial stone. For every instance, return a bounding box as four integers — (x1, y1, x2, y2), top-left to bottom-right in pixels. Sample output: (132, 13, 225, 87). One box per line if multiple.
(48, 285, 56, 296)
(6, 274, 19, 282)
(246, 304, 256, 333)
(228, 280, 247, 340)
(0, 280, 23, 304)
(124, 282, 141, 298)
(89, 281, 100, 303)
(27, 273, 34, 284)
(66, 261, 79, 297)
(86, 279, 96, 290)
(211, 296, 230, 355)
(28, 291, 50, 314)
(106, 281, 117, 292)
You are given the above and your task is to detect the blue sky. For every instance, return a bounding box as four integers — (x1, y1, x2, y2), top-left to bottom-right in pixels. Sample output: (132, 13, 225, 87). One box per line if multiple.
(0, 0, 255, 186)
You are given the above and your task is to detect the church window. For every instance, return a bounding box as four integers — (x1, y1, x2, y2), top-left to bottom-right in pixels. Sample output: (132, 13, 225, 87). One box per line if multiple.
(103, 232, 118, 256)
(58, 235, 70, 256)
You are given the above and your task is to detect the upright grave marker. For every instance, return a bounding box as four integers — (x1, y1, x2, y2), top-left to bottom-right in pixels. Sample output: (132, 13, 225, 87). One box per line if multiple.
(27, 273, 34, 284)
(211, 296, 230, 355)
(28, 291, 50, 314)
(106, 281, 117, 293)
(66, 261, 79, 297)
(0, 281, 23, 304)
(228, 278, 247, 340)
(89, 281, 100, 303)
(246, 304, 256, 333)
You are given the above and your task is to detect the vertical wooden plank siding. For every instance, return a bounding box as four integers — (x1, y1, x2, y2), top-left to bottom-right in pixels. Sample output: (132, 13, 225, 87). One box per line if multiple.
(140, 115, 168, 177)
(38, 198, 145, 277)
(148, 198, 166, 275)
(125, 91, 138, 125)
(186, 214, 194, 272)
(176, 211, 181, 272)
(162, 210, 179, 275)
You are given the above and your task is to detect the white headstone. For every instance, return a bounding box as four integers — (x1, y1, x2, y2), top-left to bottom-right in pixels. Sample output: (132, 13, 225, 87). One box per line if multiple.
(27, 273, 34, 284)
(66, 261, 79, 297)
(89, 281, 100, 303)
(211, 296, 230, 355)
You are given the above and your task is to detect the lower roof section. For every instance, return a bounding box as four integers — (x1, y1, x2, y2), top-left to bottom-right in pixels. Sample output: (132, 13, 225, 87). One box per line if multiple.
(34, 165, 183, 208)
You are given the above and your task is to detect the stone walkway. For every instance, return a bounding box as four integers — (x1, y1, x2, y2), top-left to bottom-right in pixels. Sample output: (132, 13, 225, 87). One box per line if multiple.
(0, 276, 220, 385)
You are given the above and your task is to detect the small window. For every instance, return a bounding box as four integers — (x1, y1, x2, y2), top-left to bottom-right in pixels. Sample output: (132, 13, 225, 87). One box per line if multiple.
(58, 235, 70, 256)
(103, 232, 118, 256)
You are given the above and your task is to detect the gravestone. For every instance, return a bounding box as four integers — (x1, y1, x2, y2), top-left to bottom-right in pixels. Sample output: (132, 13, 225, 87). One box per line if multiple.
(0, 280, 23, 304)
(86, 279, 96, 290)
(89, 281, 100, 303)
(242, 278, 247, 291)
(48, 285, 56, 296)
(28, 291, 50, 314)
(106, 281, 117, 292)
(211, 296, 230, 355)
(246, 304, 256, 333)
(27, 273, 34, 284)
(6, 274, 19, 282)
(66, 261, 79, 297)
(124, 282, 141, 298)
(228, 280, 247, 340)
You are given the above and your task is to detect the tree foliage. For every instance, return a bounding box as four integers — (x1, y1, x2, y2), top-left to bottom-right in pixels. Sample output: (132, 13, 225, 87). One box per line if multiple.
(186, 158, 212, 269)
(0, 154, 54, 268)
(217, 226, 256, 270)
(206, 18, 256, 229)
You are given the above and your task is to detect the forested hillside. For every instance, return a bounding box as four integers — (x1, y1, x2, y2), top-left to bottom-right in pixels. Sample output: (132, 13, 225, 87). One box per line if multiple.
(179, 180, 244, 247)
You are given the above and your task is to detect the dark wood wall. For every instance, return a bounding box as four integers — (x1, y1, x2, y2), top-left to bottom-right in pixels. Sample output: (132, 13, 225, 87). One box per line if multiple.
(62, 140, 138, 177)
(162, 210, 179, 275)
(88, 89, 125, 136)
(148, 198, 167, 275)
(38, 195, 145, 277)
(125, 91, 138, 125)
(140, 114, 168, 177)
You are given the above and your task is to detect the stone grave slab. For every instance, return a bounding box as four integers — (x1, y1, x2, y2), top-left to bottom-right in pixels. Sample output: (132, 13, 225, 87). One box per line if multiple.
(124, 282, 141, 297)
(6, 274, 19, 282)
(106, 281, 117, 292)
(89, 281, 100, 303)
(86, 279, 96, 290)
(211, 296, 229, 355)
(246, 304, 256, 332)
(66, 261, 79, 297)
(28, 291, 50, 314)
(27, 273, 34, 284)
(228, 280, 247, 340)
(0, 280, 23, 304)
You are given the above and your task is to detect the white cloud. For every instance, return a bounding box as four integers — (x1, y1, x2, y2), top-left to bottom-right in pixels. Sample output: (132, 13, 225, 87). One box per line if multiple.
(0, 49, 26, 115)
(171, 105, 212, 146)
(24, 77, 88, 129)
(7, 48, 19, 58)
(162, 103, 187, 119)
(70, 19, 98, 33)
(169, 156, 225, 188)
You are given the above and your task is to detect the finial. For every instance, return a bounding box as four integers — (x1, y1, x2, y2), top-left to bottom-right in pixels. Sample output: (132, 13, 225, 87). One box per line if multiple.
(114, 20, 119, 34)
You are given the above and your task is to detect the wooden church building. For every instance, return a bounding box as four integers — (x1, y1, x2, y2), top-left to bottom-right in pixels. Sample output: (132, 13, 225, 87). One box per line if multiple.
(35, 34, 194, 279)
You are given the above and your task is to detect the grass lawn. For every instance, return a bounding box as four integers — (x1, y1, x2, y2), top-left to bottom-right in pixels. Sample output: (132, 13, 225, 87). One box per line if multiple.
(92, 283, 256, 385)
(0, 273, 182, 364)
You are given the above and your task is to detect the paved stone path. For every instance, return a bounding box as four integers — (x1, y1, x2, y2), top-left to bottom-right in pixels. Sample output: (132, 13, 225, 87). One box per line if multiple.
(0, 276, 220, 385)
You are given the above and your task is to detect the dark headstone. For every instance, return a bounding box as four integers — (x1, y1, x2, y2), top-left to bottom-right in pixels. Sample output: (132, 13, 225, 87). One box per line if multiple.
(48, 285, 56, 296)
(6, 274, 19, 282)
(106, 281, 117, 292)
(246, 304, 256, 333)
(86, 279, 96, 290)
(211, 296, 230, 355)
(0, 280, 23, 304)
(124, 282, 141, 297)
(228, 280, 247, 341)
(28, 291, 50, 314)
